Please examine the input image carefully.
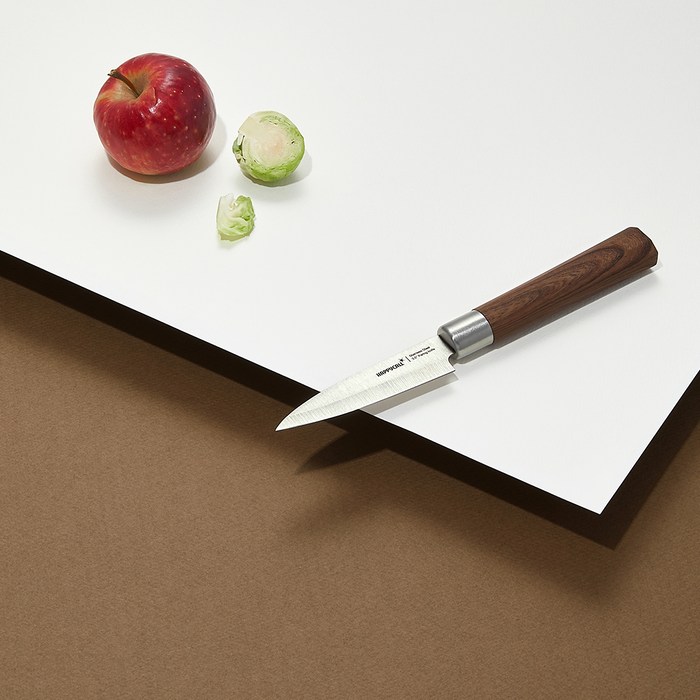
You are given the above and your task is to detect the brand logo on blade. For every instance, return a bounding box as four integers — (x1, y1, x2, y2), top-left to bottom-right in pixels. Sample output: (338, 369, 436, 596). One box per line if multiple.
(376, 359, 405, 377)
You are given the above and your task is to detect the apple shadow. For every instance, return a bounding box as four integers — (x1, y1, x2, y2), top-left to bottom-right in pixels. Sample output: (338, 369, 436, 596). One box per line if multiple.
(105, 117, 228, 184)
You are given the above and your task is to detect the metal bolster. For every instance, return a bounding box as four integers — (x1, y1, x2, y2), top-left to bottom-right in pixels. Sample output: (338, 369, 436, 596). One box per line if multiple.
(437, 310, 494, 361)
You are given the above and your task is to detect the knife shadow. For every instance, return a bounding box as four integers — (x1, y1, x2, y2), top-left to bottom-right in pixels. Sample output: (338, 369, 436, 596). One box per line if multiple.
(361, 373, 458, 416)
(295, 267, 673, 547)
(3, 250, 686, 550)
(296, 362, 699, 549)
(458, 266, 659, 357)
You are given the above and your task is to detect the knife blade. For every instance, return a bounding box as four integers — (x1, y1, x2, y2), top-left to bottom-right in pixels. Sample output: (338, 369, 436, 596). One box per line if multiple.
(276, 227, 658, 431)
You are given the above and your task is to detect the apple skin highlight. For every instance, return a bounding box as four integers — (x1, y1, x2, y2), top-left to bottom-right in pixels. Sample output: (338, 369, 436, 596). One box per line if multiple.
(93, 53, 216, 175)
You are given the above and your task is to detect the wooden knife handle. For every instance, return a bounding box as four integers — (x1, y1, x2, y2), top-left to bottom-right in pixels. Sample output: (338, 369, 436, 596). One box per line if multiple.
(474, 227, 658, 343)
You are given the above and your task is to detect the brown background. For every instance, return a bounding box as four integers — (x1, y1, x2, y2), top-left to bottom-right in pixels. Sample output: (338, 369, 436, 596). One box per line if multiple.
(2, 262, 699, 699)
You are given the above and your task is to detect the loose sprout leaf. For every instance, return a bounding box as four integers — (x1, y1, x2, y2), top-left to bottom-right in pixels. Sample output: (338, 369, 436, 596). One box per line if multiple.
(237, 115, 272, 142)
(216, 193, 255, 241)
(233, 111, 305, 182)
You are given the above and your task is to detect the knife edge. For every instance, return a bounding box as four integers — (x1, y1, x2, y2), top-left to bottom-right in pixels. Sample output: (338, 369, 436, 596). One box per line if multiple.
(276, 335, 456, 430)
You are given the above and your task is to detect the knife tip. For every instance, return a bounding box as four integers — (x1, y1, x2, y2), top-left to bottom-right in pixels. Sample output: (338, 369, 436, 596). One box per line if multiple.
(276, 407, 320, 431)
(275, 415, 296, 431)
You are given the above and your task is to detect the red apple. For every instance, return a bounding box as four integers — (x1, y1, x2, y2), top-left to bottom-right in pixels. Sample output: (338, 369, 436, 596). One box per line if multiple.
(93, 53, 216, 175)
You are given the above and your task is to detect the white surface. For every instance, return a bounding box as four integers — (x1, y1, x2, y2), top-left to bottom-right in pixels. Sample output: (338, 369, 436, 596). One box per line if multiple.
(2, 0, 699, 512)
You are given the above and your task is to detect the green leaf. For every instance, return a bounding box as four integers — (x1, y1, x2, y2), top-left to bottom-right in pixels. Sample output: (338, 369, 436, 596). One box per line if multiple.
(216, 194, 255, 241)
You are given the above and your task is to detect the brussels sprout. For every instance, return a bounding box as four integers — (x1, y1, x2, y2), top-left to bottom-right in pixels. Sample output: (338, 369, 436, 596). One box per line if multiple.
(216, 193, 255, 241)
(233, 111, 305, 182)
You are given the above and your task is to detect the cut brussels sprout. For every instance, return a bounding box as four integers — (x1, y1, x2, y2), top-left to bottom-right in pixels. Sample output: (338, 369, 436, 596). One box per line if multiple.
(216, 193, 255, 241)
(233, 111, 305, 182)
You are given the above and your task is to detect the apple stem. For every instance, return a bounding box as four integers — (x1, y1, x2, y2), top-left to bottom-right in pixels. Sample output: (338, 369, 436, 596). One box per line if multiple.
(109, 69, 140, 97)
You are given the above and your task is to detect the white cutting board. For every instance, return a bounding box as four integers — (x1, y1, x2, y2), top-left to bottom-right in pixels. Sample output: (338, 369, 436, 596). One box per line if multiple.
(2, 0, 699, 512)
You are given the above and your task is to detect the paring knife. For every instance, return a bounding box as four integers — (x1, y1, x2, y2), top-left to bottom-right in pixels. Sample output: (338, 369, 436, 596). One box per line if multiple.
(276, 227, 658, 431)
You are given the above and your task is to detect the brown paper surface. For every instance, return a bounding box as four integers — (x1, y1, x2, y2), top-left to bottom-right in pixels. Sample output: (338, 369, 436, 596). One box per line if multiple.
(2, 273, 699, 699)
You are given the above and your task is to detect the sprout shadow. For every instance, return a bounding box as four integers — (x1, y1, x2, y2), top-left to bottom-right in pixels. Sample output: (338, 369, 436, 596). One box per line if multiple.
(239, 151, 313, 188)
